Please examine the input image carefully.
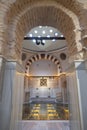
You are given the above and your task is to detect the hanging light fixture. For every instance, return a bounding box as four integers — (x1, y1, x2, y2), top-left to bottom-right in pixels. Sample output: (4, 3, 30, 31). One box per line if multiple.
(36, 39, 40, 45)
(41, 40, 45, 46)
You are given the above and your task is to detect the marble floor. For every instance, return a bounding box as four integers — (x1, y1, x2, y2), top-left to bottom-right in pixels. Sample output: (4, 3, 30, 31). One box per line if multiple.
(18, 120, 70, 130)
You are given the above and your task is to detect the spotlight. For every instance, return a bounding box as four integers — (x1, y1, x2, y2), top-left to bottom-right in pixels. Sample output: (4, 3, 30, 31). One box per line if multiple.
(39, 26, 42, 28)
(33, 39, 36, 43)
(61, 35, 64, 37)
(42, 30, 46, 34)
(42, 40, 46, 43)
(34, 30, 38, 33)
(38, 35, 41, 38)
(55, 33, 58, 36)
(47, 35, 50, 38)
(52, 39, 55, 42)
(29, 34, 33, 37)
(50, 29, 53, 33)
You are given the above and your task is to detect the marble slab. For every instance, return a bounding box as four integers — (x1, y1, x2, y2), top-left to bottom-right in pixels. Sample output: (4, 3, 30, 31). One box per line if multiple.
(18, 120, 70, 130)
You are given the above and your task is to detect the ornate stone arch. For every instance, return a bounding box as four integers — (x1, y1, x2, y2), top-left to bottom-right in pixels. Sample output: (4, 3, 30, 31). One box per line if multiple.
(0, 0, 86, 59)
(25, 54, 62, 74)
(7, 2, 82, 59)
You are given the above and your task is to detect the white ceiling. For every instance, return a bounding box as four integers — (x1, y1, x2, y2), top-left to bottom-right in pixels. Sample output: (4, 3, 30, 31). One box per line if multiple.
(22, 26, 67, 52)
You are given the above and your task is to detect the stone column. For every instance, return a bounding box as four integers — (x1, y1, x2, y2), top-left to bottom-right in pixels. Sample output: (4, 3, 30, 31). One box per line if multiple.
(0, 56, 6, 130)
(0, 56, 5, 100)
(0, 60, 24, 130)
(61, 83, 65, 104)
(58, 77, 63, 102)
(67, 60, 87, 130)
(25, 76, 29, 90)
(62, 79, 67, 104)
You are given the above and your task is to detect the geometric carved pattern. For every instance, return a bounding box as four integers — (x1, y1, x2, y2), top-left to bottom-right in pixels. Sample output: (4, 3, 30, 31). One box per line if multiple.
(40, 78, 47, 86)
(25, 54, 62, 73)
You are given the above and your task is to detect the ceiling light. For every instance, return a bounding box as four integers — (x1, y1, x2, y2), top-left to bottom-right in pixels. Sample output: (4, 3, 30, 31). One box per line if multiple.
(42, 30, 46, 34)
(42, 40, 46, 43)
(38, 35, 41, 38)
(33, 39, 36, 43)
(52, 39, 56, 42)
(29, 34, 33, 37)
(34, 30, 38, 33)
(39, 26, 42, 28)
(61, 35, 64, 37)
(55, 33, 58, 36)
(50, 29, 53, 33)
(47, 35, 50, 38)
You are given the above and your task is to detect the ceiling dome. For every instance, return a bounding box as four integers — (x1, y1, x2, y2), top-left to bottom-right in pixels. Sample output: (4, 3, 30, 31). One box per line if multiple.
(22, 26, 66, 52)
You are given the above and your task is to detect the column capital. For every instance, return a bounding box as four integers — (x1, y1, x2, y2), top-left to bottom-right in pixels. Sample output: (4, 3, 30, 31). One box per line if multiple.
(69, 51, 84, 63)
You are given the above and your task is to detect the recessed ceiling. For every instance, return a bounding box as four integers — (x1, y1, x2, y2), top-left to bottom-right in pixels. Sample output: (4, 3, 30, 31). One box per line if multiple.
(22, 26, 66, 52)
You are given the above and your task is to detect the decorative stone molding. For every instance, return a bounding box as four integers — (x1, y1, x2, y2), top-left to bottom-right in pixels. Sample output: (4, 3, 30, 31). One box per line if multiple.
(9, 3, 81, 59)
(82, 35, 87, 47)
(25, 54, 62, 74)
(69, 51, 84, 63)
(0, 0, 87, 60)
(1, 0, 16, 3)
